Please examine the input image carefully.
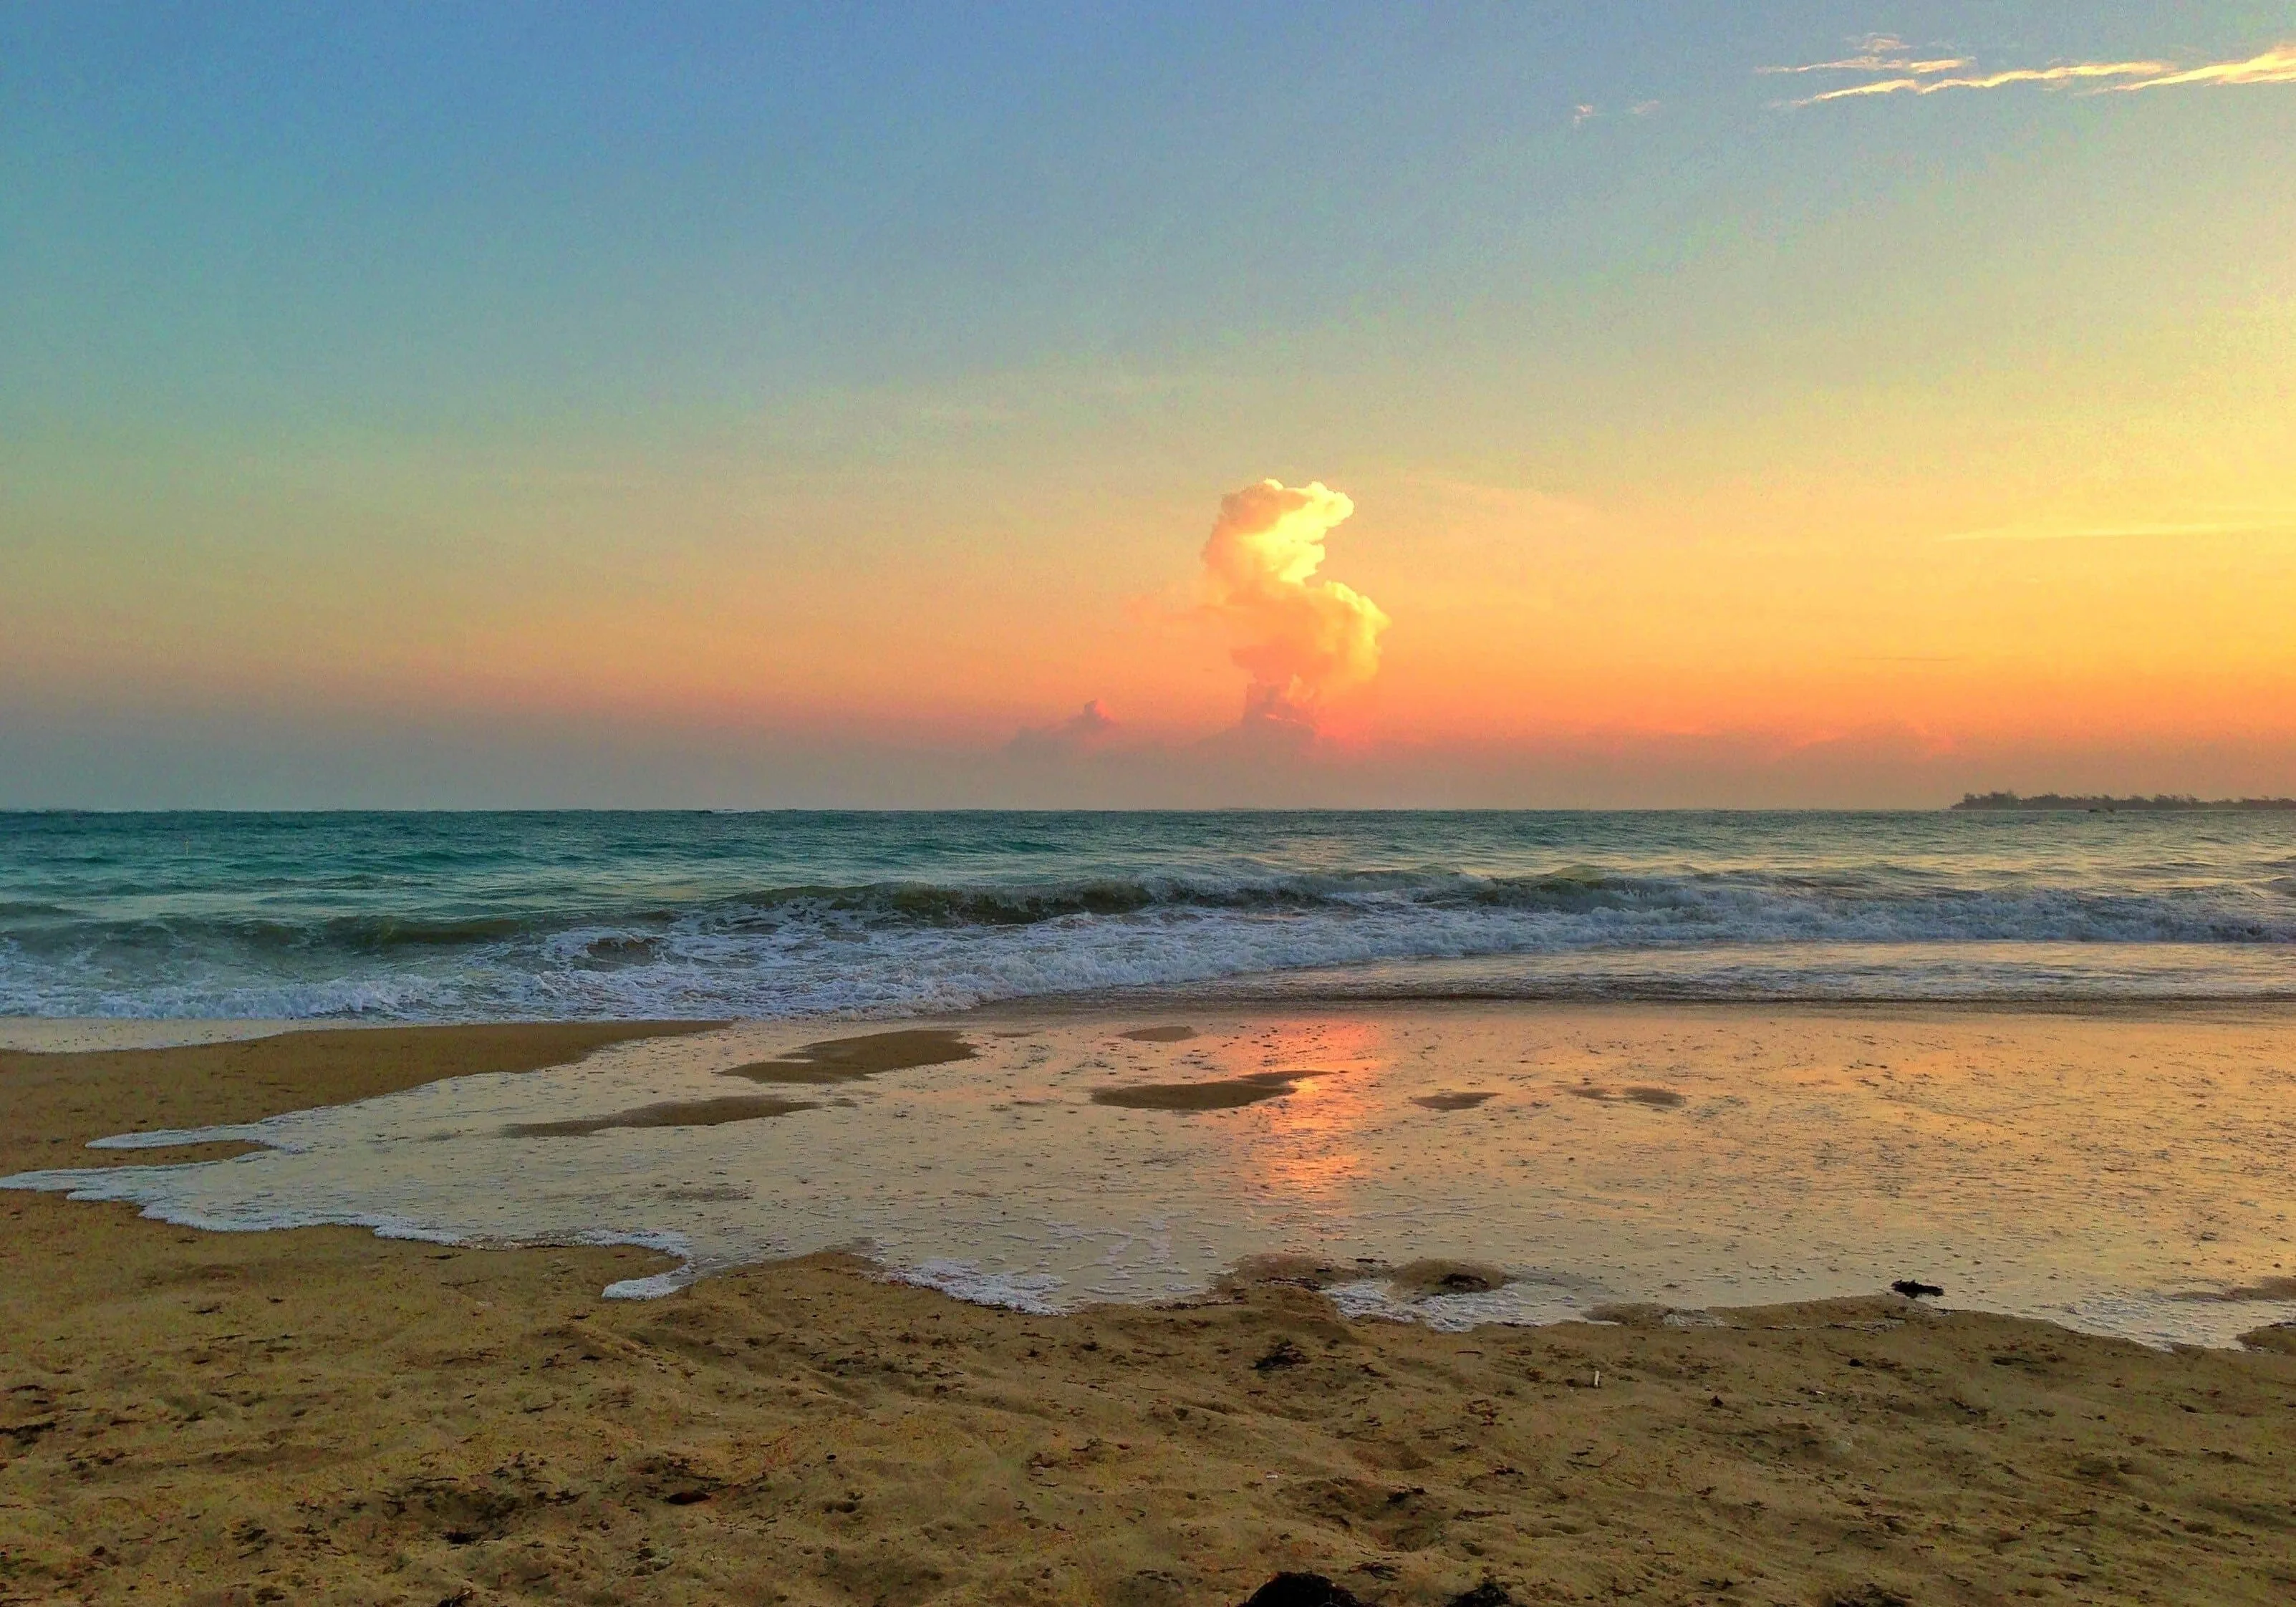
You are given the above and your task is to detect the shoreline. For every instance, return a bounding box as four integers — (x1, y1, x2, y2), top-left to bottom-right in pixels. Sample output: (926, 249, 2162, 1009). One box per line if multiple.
(8, 989, 2296, 1063)
(6, 1012, 2296, 1602)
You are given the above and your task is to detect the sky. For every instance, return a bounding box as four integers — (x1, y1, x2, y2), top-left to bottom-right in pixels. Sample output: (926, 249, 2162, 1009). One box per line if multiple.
(4, 2, 2293, 808)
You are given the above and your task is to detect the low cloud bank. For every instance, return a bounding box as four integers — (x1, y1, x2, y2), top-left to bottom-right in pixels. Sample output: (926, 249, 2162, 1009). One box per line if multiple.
(1008, 699, 1119, 759)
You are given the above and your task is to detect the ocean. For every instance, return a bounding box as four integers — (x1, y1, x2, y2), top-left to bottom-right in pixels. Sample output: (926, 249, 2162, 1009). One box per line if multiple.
(3, 809, 2292, 1020)
(9, 808, 2296, 1343)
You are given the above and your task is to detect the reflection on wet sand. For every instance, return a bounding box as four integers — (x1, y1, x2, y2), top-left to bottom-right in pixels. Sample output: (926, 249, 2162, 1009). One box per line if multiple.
(16, 1005, 2296, 1346)
(1220, 1019, 1386, 1200)
(1117, 1024, 1199, 1043)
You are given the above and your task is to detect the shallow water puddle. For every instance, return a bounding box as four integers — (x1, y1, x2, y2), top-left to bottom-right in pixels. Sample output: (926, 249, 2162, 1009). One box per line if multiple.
(9, 1007, 2296, 1347)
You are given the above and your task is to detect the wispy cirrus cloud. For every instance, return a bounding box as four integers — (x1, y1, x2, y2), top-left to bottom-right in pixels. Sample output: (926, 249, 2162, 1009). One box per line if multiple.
(1938, 516, 2296, 544)
(2131, 45, 2296, 89)
(1757, 35, 1969, 77)
(1570, 100, 1659, 129)
(1770, 37, 2296, 107)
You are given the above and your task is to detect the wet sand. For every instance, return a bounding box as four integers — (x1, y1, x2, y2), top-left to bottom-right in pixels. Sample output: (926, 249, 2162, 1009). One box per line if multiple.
(5, 1015, 2296, 1604)
(24, 1006, 2296, 1335)
(506, 1094, 817, 1137)
(1091, 1070, 1323, 1111)
(725, 1029, 980, 1085)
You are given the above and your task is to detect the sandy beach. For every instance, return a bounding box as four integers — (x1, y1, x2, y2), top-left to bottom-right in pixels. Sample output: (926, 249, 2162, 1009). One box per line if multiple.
(5, 1013, 2296, 1605)
(16, 4, 2295, 1598)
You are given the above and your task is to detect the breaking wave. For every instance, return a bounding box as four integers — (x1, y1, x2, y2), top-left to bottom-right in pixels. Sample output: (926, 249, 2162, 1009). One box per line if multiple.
(2, 810, 2292, 1018)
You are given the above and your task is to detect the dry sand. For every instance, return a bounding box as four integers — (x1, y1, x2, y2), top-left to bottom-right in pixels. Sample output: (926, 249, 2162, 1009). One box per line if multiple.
(4, 1019, 2295, 1605)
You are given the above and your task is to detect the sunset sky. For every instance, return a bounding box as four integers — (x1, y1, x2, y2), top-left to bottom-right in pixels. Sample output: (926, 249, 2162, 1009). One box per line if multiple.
(4, 4, 2292, 806)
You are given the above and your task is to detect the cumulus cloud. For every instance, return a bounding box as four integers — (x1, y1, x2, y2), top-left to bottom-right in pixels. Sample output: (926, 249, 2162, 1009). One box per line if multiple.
(1769, 39, 2296, 107)
(1008, 698, 1119, 758)
(1195, 479, 1390, 739)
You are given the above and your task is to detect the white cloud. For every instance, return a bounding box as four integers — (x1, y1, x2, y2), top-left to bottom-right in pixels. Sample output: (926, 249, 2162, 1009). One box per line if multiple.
(1769, 41, 2296, 107)
(1759, 34, 1969, 77)
(1193, 480, 1389, 738)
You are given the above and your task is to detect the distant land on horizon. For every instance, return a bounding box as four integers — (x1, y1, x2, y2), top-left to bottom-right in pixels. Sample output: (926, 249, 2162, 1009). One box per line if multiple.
(1952, 792, 2296, 812)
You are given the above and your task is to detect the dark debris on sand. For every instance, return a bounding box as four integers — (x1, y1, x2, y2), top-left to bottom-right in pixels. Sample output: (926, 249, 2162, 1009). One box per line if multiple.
(1252, 1338, 1310, 1372)
(1239, 1575, 1515, 1607)
(1242, 1575, 1365, 1607)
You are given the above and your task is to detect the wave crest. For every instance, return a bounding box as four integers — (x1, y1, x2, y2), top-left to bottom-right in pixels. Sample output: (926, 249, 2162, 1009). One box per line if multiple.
(6, 814, 2293, 1019)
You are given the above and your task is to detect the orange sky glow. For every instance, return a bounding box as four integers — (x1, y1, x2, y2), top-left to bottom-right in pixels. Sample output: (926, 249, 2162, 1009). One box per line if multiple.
(3, 10, 2292, 805)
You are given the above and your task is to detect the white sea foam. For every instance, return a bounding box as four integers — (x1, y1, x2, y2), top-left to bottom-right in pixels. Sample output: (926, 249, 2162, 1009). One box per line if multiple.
(886, 1260, 1069, 1315)
(1323, 1278, 1601, 1331)
(89, 1123, 292, 1151)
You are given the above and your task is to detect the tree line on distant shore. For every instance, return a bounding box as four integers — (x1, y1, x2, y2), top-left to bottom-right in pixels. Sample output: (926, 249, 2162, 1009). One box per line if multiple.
(1951, 792, 2296, 811)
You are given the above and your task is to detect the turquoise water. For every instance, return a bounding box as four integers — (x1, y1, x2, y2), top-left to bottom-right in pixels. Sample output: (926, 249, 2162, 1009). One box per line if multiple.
(2, 810, 2293, 1018)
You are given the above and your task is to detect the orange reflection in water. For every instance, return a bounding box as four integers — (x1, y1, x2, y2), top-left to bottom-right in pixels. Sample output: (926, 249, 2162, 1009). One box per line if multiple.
(1204, 1018, 1390, 1200)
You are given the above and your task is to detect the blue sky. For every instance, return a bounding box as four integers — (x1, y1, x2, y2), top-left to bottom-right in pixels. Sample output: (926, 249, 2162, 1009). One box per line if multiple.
(4, 4, 2293, 806)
